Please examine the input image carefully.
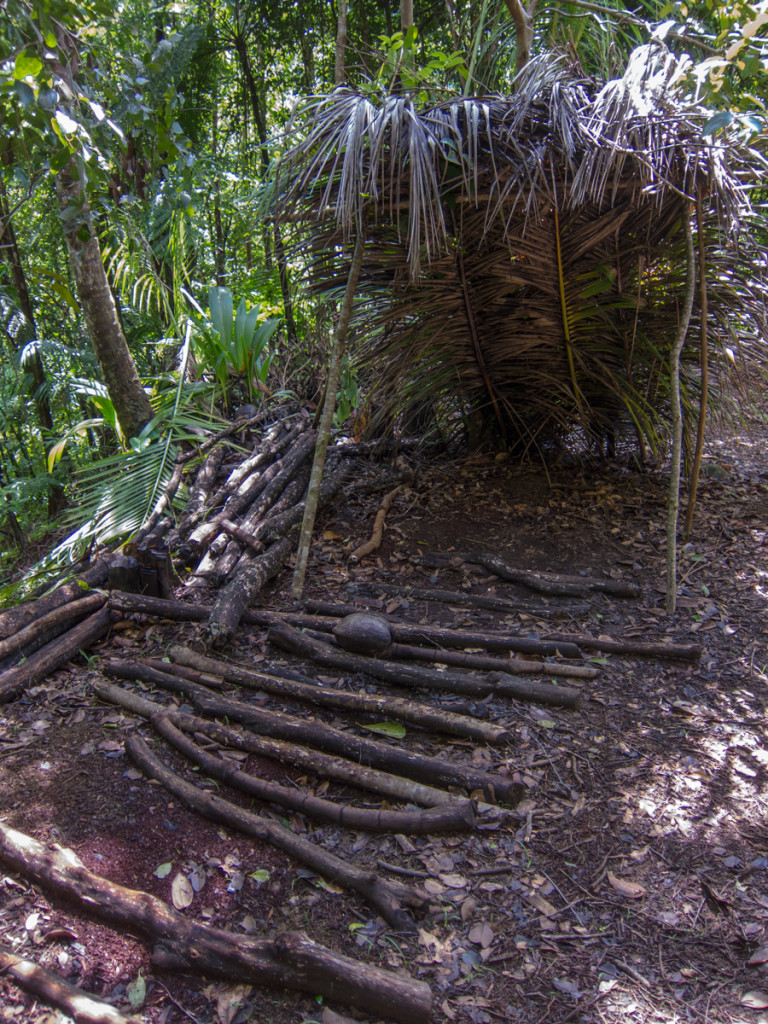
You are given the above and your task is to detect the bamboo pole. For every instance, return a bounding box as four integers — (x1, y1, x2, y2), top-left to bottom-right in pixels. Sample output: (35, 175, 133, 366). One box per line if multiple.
(291, 232, 365, 599)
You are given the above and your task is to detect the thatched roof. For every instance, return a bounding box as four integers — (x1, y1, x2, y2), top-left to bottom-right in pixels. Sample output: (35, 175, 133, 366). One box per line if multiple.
(280, 44, 766, 456)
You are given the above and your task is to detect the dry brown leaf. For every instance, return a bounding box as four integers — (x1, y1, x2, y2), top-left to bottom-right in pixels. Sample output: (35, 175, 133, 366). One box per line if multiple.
(741, 990, 768, 1009)
(607, 871, 646, 899)
(526, 893, 558, 917)
(468, 922, 495, 948)
(171, 872, 194, 909)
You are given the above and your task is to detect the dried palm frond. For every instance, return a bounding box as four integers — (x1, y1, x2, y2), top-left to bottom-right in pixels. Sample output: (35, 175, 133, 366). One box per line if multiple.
(277, 44, 766, 458)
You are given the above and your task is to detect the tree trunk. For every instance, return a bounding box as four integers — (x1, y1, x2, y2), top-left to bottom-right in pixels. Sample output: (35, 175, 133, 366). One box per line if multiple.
(503, 0, 534, 75)
(335, 0, 348, 85)
(55, 163, 154, 442)
(0, 173, 65, 516)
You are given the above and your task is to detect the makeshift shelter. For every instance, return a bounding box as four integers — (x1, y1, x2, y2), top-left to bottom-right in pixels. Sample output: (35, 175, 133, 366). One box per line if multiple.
(280, 44, 766, 457)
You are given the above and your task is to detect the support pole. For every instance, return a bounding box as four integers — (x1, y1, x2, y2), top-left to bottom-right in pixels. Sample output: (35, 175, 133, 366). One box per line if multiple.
(291, 231, 365, 599)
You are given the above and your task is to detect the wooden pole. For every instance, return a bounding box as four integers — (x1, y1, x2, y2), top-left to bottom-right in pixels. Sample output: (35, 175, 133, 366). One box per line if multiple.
(682, 185, 709, 541)
(291, 232, 365, 599)
(666, 208, 696, 616)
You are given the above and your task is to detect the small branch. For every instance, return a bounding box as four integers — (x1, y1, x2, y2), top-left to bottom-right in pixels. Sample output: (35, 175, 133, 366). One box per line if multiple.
(349, 481, 409, 562)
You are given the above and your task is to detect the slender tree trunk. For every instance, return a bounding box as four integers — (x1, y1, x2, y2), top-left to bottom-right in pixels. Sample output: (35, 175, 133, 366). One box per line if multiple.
(56, 162, 154, 442)
(503, 0, 535, 74)
(211, 88, 226, 286)
(291, 232, 365, 600)
(0, 176, 66, 517)
(682, 187, 708, 541)
(233, 33, 298, 347)
(0, 181, 54, 436)
(335, 0, 348, 85)
(666, 210, 696, 616)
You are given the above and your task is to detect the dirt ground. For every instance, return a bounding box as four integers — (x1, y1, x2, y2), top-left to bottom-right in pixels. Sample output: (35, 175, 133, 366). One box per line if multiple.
(1, 423, 767, 1024)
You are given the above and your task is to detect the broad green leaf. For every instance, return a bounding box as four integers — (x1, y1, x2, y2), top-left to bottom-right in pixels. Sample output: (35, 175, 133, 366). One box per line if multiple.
(126, 972, 146, 1010)
(702, 111, 734, 136)
(155, 861, 173, 878)
(359, 721, 407, 739)
(250, 869, 270, 883)
(14, 53, 43, 80)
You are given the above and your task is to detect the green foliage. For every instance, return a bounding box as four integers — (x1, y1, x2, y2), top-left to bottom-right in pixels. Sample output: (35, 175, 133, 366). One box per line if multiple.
(194, 286, 280, 407)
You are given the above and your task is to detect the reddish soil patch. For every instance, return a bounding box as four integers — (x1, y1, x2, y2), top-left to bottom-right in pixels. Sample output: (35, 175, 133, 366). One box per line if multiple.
(1, 425, 768, 1024)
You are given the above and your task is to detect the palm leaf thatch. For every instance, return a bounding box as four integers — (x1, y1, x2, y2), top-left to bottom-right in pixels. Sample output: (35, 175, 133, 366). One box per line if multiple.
(279, 44, 766, 456)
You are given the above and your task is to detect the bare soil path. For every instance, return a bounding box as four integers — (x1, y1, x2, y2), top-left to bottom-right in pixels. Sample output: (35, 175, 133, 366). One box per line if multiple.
(1, 425, 767, 1024)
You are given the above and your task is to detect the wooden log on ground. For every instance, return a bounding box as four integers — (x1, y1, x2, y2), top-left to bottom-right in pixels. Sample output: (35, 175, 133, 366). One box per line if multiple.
(212, 463, 311, 581)
(169, 645, 512, 745)
(206, 537, 294, 645)
(189, 422, 313, 551)
(270, 623, 584, 710)
(94, 682, 462, 808)
(423, 552, 642, 598)
(0, 606, 113, 705)
(319, 608, 582, 659)
(0, 559, 109, 640)
(545, 632, 702, 662)
(105, 659, 517, 803)
(382, 640, 593, 681)
(166, 443, 227, 547)
(0, 592, 106, 664)
(0, 944, 141, 1024)
(151, 713, 476, 833)
(341, 585, 591, 619)
(0, 821, 432, 1024)
(127, 734, 427, 930)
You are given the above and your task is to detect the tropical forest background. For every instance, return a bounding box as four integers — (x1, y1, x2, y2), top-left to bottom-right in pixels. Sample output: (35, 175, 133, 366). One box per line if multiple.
(0, 0, 766, 597)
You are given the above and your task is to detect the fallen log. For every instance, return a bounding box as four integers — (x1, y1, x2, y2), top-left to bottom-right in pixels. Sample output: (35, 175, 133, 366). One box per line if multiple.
(0, 592, 107, 665)
(0, 606, 113, 704)
(297, 606, 582, 660)
(105, 659, 517, 803)
(423, 553, 642, 599)
(212, 465, 311, 581)
(166, 444, 227, 548)
(0, 944, 141, 1024)
(206, 537, 294, 645)
(94, 681, 460, 808)
(0, 559, 109, 640)
(544, 632, 702, 662)
(341, 585, 591, 619)
(168, 645, 512, 745)
(151, 713, 476, 833)
(127, 734, 427, 930)
(270, 623, 584, 710)
(0, 821, 432, 1024)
